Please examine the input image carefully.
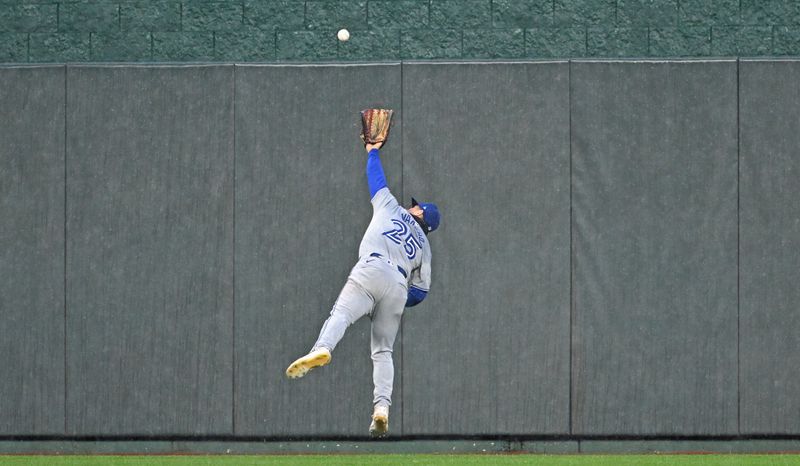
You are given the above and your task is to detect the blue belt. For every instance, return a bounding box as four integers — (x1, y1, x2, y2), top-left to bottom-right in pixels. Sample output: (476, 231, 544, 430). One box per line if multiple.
(369, 252, 407, 278)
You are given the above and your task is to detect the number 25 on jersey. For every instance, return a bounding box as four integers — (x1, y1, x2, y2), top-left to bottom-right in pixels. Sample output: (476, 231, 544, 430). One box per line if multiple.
(382, 219, 422, 259)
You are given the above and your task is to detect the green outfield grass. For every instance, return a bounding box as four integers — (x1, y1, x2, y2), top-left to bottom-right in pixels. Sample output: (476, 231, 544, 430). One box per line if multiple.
(1, 455, 800, 466)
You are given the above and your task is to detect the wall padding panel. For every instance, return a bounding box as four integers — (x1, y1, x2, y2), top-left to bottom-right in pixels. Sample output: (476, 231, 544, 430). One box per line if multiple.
(402, 62, 572, 435)
(739, 59, 800, 434)
(0, 66, 66, 434)
(570, 61, 738, 435)
(66, 65, 234, 435)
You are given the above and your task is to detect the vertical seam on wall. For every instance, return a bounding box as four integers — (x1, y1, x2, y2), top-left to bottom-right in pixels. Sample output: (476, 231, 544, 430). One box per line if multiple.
(584, 26, 588, 54)
(736, 57, 741, 435)
(63, 65, 68, 435)
(232, 64, 237, 435)
(710, 26, 715, 54)
(522, 29, 526, 57)
(399, 60, 405, 437)
(771, 26, 775, 53)
(568, 59, 574, 436)
(613, 0, 617, 23)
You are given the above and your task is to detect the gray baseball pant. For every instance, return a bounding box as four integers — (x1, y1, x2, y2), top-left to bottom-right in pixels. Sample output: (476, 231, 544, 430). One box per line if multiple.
(313, 256, 407, 408)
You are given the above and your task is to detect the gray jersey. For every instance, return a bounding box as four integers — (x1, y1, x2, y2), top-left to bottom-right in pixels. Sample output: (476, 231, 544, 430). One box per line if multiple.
(358, 187, 432, 293)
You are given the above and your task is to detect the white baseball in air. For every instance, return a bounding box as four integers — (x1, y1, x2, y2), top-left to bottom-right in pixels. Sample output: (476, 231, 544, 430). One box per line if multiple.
(337, 28, 350, 42)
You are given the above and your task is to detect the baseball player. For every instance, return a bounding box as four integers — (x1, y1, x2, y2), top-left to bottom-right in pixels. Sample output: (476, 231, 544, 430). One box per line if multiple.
(285, 139, 440, 437)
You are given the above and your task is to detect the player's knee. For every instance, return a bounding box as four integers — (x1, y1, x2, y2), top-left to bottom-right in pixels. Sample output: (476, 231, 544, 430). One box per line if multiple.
(371, 348, 393, 361)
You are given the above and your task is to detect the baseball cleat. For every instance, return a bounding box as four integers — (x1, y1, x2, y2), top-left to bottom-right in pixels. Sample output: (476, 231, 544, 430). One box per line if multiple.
(369, 405, 389, 437)
(285, 348, 331, 379)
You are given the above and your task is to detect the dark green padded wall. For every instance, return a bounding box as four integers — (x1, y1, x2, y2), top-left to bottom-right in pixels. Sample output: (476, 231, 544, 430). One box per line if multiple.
(401, 62, 571, 435)
(739, 59, 800, 434)
(570, 61, 739, 435)
(0, 66, 65, 434)
(1, 60, 799, 438)
(65, 65, 234, 435)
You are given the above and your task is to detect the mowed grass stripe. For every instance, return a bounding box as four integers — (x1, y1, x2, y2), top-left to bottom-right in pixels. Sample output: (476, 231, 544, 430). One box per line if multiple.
(1, 455, 800, 466)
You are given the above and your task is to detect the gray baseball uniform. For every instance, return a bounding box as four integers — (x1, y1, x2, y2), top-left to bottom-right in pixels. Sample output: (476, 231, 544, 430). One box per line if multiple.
(312, 180, 432, 408)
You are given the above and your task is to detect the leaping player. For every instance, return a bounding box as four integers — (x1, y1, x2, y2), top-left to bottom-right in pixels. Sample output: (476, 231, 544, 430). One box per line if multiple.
(285, 117, 440, 437)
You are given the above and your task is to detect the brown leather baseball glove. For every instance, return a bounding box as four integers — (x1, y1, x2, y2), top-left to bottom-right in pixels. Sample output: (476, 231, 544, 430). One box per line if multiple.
(360, 109, 394, 147)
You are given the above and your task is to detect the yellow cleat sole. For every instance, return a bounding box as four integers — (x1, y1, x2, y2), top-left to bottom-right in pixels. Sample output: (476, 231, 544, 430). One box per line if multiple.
(285, 350, 331, 379)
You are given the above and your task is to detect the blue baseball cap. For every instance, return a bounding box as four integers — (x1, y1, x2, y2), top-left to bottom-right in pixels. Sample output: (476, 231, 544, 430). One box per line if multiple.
(411, 197, 440, 233)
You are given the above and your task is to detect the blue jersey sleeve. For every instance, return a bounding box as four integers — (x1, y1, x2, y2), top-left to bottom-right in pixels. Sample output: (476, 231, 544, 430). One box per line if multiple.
(366, 148, 388, 199)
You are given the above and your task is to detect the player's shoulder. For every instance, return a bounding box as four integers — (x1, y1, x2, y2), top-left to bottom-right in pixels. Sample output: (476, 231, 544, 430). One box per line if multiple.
(371, 187, 399, 209)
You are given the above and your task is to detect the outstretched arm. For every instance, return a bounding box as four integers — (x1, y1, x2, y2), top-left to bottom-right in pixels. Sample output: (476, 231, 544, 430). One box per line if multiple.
(366, 142, 386, 199)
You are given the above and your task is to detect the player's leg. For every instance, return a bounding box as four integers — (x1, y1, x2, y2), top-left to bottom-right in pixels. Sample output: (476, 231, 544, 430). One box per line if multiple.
(313, 278, 373, 352)
(286, 270, 374, 379)
(368, 282, 407, 436)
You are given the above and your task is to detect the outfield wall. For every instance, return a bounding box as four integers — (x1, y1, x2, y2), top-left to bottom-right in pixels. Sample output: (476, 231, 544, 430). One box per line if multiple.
(1, 60, 798, 438)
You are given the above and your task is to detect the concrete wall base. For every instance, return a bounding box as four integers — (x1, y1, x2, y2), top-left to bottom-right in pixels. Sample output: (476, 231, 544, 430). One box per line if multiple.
(1, 439, 799, 455)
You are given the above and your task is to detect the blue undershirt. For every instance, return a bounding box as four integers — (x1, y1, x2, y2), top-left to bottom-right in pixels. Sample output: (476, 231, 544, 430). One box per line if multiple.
(366, 148, 387, 199)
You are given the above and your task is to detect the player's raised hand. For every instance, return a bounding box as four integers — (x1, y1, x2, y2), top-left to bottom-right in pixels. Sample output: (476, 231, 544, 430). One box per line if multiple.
(366, 142, 383, 153)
